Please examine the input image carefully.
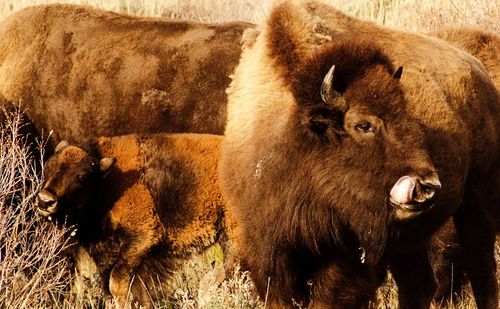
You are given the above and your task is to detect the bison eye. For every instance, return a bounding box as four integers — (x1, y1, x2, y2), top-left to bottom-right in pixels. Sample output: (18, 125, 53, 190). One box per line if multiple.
(355, 121, 374, 133)
(77, 174, 87, 183)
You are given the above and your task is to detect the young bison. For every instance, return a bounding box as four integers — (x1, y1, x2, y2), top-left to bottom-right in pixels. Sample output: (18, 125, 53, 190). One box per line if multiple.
(36, 134, 225, 307)
(220, 1, 499, 308)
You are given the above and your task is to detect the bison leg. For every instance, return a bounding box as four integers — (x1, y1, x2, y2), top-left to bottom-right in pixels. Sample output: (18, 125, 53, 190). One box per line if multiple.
(307, 261, 379, 309)
(430, 220, 466, 305)
(389, 248, 436, 309)
(453, 202, 498, 309)
(109, 234, 157, 309)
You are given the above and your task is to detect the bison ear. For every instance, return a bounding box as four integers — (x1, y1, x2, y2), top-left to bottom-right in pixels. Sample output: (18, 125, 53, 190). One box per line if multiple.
(55, 140, 70, 153)
(99, 157, 116, 175)
(392, 66, 403, 80)
(306, 108, 345, 144)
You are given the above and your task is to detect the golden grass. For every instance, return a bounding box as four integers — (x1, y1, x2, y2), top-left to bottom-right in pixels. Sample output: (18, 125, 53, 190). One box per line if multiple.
(1, 0, 499, 33)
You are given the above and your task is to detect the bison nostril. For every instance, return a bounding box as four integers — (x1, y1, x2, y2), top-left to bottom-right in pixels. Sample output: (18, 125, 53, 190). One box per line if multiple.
(418, 178, 441, 190)
(412, 177, 441, 203)
(37, 191, 57, 208)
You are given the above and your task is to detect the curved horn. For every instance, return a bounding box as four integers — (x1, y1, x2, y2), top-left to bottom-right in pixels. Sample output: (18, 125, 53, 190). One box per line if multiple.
(320, 65, 347, 111)
(393, 66, 403, 80)
(55, 140, 69, 153)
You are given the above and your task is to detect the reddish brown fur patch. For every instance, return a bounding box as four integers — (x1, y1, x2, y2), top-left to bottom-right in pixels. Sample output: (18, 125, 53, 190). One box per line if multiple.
(140, 134, 224, 256)
(59, 146, 89, 165)
(97, 135, 142, 172)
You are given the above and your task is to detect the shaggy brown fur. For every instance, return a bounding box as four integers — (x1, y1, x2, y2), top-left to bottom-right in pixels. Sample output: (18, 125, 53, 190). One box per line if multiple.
(37, 134, 225, 307)
(0, 4, 253, 149)
(431, 27, 500, 91)
(430, 220, 467, 303)
(220, 1, 499, 308)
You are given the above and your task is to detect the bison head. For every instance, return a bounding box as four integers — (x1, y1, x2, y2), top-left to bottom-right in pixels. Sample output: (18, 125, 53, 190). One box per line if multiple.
(288, 40, 441, 222)
(222, 36, 442, 266)
(36, 140, 115, 223)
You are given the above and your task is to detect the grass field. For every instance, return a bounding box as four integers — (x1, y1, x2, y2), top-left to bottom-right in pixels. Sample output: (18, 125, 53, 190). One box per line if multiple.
(0, 0, 499, 33)
(0, 0, 499, 308)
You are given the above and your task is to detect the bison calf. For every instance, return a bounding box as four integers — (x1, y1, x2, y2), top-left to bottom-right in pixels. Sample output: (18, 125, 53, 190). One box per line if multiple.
(36, 133, 225, 307)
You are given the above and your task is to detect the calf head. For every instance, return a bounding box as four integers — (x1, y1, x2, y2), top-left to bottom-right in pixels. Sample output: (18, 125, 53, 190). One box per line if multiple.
(36, 140, 115, 223)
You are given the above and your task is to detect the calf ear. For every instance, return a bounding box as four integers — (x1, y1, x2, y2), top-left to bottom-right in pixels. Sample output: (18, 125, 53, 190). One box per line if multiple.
(55, 140, 70, 153)
(99, 157, 116, 175)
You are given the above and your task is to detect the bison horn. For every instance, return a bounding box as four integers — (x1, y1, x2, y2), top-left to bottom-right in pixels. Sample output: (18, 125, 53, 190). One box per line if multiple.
(393, 66, 403, 80)
(320, 65, 347, 111)
(99, 157, 116, 174)
(55, 140, 70, 153)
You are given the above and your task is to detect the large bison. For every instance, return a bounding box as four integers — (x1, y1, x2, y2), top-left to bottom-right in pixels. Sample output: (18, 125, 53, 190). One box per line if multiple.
(36, 134, 227, 307)
(0, 4, 253, 148)
(219, 1, 499, 308)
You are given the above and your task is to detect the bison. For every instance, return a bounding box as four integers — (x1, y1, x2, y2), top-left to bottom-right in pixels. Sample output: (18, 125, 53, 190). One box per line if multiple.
(36, 133, 227, 307)
(219, 1, 499, 308)
(431, 27, 500, 91)
(0, 4, 253, 149)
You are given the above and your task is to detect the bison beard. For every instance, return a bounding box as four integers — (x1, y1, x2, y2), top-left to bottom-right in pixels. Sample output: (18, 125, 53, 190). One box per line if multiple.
(220, 1, 499, 309)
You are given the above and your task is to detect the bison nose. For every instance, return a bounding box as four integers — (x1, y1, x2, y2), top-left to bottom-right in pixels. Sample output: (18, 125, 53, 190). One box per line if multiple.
(36, 190, 58, 216)
(389, 174, 441, 213)
(413, 176, 441, 204)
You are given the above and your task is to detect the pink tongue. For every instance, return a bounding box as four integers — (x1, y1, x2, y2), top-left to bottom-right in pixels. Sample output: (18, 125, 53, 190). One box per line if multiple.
(390, 176, 415, 204)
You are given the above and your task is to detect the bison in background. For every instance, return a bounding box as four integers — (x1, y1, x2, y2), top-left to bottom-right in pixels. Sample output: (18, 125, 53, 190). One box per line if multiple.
(36, 134, 228, 307)
(219, 1, 499, 308)
(431, 27, 500, 91)
(0, 4, 253, 149)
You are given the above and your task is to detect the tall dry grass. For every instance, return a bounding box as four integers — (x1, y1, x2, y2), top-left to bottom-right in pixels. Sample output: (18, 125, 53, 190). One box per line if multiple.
(0, 109, 74, 308)
(0, 0, 499, 33)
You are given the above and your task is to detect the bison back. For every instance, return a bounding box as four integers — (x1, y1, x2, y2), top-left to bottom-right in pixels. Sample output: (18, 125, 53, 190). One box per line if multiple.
(0, 4, 253, 148)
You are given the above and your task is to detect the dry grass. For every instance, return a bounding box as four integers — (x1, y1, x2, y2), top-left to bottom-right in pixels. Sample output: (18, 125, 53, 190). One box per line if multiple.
(0, 0, 499, 33)
(0, 0, 499, 308)
(0, 109, 73, 308)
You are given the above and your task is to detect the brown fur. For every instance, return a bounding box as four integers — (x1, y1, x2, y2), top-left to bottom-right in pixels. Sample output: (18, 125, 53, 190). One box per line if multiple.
(220, 1, 499, 308)
(430, 220, 467, 304)
(0, 4, 253, 149)
(431, 27, 500, 91)
(38, 133, 225, 307)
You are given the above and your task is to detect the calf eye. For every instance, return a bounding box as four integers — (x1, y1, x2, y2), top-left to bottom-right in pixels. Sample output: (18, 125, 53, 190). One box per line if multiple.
(355, 121, 374, 133)
(77, 175, 87, 183)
